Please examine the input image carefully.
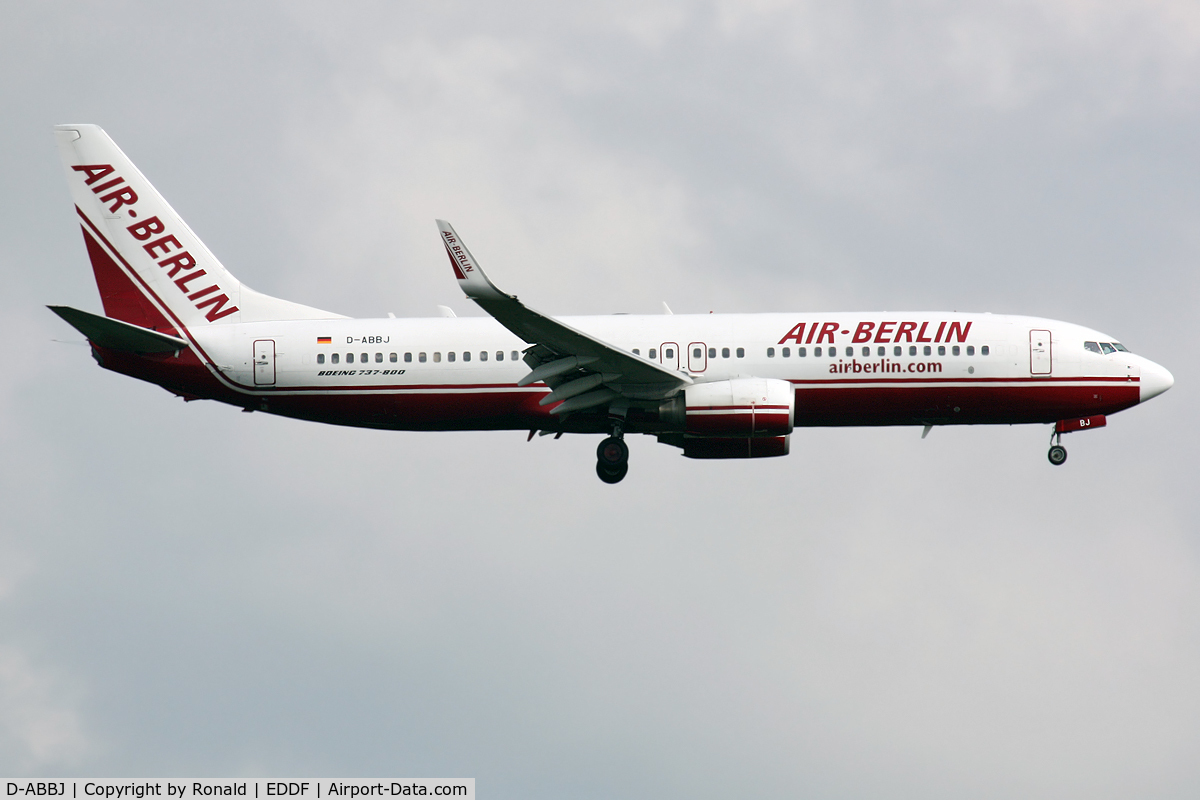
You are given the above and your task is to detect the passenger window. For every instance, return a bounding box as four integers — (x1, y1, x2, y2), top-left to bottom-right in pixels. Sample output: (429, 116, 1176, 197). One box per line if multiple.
(966, 346, 975, 356)
(814, 346, 823, 357)
(665, 348, 674, 359)
(632, 349, 640, 356)
(877, 346, 884, 356)
(952, 346, 960, 356)
(1099, 342, 1115, 355)
(433, 352, 441, 363)
(497, 351, 504, 361)
(1084, 341, 1102, 354)
(448, 352, 456, 362)
(981, 345, 990, 355)
(361, 353, 367, 363)
(405, 352, 412, 362)
(345, 353, 353, 363)
(782, 347, 790, 357)
(937, 345, 945, 356)
(767, 347, 775, 357)
(317, 353, 325, 364)
(695, 347, 704, 358)
(736, 347, 745, 358)
(390, 353, 397, 362)
(893, 346, 901, 357)
(375, 352, 383, 363)
(722, 347, 730, 358)
(649, 348, 657, 359)
(798, 347, 806, 357)
(480, 351, 488, 361)
(845, 347, 853, 357)
(909, 346, 917, 356)
(419, 352, 427, 363)
(861, 347, 869, 357)
(511, 351, 519, 361)
(332, 353, 339, 364)
(708, 348, 716, 358)
(923, 346, 931, 356)
(463, 351, 470, 362)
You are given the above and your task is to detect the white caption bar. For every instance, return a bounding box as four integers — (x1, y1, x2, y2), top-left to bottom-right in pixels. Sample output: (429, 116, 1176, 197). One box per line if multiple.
(3, 782, 473, 800)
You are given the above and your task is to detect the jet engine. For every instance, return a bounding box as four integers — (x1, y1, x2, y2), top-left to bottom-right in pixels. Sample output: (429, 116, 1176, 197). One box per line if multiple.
(657, 378, 794, 459)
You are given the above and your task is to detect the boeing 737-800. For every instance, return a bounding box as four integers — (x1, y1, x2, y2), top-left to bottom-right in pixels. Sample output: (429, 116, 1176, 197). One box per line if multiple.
(49, 125, 1173, 483)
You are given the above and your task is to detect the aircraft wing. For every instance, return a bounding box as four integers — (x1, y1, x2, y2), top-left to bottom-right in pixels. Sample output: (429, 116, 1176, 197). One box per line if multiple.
(436, 220, 691, 413)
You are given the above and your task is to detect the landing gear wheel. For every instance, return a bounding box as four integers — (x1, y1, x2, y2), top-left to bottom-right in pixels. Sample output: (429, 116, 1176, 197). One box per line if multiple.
(597, 461, 629, 484)
(1048, 444, 1067, 466)
(597, 436, 629, 467)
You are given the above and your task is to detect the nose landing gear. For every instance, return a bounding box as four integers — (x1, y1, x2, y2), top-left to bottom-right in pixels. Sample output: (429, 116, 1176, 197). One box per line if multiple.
(596, 424, 630, 484)
(1047, 430, 1067, 466)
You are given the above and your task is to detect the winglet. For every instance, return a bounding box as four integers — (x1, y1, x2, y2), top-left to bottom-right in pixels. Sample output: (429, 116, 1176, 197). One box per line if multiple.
(436, 220, 509, 301)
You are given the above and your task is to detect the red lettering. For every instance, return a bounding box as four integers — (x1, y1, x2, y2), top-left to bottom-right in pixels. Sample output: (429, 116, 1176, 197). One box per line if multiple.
(874, 321, 896, 343)
(71, 164, 114, 185)
(894, 321, 917, 342)
(187, 285, 219, 300)
(195, 293, 239, 321)
(778, 323, 806, 345)
(143, 235, 181, 259)
(851, 322, 875, 343)
(158, 251, 196, 278)
(91, 177, 124, 194)
(946, 321, 972, 342)
(100, 186, 138, 213)
(916, 322, 932, 342)
(934, 321, 947, 343)
(127, 217, 165, 240)
(817, 322, 839, 344)
(174, 269, 208, 293)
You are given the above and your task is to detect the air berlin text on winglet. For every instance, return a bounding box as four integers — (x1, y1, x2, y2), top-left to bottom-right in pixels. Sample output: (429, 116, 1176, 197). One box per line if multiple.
(71, 164, 239, 322)
(778, 320, 972, 345)
(440, 230, 473, 279)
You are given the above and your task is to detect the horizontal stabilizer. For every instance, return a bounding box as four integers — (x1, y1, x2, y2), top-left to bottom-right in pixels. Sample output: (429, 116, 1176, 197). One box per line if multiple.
(48, 305, 189, 354)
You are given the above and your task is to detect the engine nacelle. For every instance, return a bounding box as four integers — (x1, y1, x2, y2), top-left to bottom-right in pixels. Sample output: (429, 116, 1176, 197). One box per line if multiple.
(682, 435, 790, 459)
(659, 378, 795, 437)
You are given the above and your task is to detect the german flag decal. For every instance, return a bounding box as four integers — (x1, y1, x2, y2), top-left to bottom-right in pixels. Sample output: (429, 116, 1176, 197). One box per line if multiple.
(317, 336, 331, 344)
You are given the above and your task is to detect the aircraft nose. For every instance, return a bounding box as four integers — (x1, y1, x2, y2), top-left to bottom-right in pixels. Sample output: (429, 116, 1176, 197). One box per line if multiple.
(1140, 358, 1174, 402)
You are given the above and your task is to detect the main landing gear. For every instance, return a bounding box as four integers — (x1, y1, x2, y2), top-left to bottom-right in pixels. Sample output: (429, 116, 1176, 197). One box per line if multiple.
(1048, 430, 1067, 466)
(596, 424, 629, 484)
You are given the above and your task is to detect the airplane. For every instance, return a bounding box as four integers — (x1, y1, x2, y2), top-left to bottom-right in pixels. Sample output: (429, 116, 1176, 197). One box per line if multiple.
(48, 124, 1174, 483)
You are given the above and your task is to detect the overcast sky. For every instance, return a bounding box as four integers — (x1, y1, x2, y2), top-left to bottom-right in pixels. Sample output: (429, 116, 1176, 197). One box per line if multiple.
(1, 2, 1197, 797)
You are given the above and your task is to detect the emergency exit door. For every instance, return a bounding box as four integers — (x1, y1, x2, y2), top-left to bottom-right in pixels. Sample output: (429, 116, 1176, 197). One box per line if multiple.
(1029, 330, 1051, 375)
(660, 342, 680, 370)
(254, 339, 276, 385)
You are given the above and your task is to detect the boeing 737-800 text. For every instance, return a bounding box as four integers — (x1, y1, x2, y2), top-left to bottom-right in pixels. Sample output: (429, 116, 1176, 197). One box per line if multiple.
(49, 125, 1174, 483)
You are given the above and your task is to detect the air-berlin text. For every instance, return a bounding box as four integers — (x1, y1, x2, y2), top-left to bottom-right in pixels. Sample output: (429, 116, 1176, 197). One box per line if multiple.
(440, 230, 473, 280)
(72, 164, 239, 322)
(778, 320, 971, 345)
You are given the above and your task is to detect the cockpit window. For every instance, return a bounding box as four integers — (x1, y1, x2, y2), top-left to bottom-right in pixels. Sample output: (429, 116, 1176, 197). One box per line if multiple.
(1112, 342, 1128, 352)
(1084, 341, 1102, 354)
(1099, 342, 1116, 355)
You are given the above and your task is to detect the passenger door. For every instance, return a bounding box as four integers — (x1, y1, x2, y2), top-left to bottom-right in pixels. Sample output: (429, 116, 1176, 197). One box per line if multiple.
(687, 341, 707, 373)
(1029, 330, 1051, 375)
(254, 339, 276, 385)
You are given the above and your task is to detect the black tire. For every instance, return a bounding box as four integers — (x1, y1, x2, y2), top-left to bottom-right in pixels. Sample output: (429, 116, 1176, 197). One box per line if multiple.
(1048, 445, 1067, 466)
(597, 436, 629, 467)
(596, 460, 629, 484)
